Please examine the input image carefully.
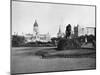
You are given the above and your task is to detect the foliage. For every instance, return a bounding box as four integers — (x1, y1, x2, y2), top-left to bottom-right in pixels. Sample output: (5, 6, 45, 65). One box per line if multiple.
(86, 35, 96, 48)
(51, 37, 58, 46)
(12, 35, 54, 47)
(57, 38, 81, 50)
(12, 35, 25, 47)
(65, 24, 71, 38)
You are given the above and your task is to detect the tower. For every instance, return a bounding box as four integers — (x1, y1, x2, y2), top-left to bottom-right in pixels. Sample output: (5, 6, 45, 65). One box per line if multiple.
(33, 20, 39, 41)
(57, 25, 62, 38)
(33, 20, 39, 35)
(74, 24, 79, 38)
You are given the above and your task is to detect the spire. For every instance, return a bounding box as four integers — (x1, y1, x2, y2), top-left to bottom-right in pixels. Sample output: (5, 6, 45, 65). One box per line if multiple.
(33, 19, 39, 35)
(34, 20, 38, 27)
(58, 25, 61, 33)
(57, 25, 63, 38)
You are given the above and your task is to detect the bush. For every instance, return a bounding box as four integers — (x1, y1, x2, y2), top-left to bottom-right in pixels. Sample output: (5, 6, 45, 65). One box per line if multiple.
(57, 38, 81, 50)
(12, 35, 25, 47)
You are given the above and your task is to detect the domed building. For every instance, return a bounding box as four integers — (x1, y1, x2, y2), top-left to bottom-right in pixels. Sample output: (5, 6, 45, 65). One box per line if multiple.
(25, 20, 51, 43)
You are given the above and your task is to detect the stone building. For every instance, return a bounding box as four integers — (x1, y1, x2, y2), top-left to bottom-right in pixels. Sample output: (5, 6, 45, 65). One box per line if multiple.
(74, 25, 95, 37)
(25, 20, 51, 43)
(57, 25, 64, 38)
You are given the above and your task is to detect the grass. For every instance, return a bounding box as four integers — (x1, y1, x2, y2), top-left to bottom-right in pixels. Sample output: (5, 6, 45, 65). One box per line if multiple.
(35, 48, 96, 58)
(11, 47, 96, 74)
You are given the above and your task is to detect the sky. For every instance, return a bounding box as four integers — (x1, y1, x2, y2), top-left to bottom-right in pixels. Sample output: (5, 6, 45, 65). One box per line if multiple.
(12, 1, 95, 37)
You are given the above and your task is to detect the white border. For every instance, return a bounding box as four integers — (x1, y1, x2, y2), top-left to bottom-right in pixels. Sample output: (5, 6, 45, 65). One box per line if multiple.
(0, 0, 100, 75)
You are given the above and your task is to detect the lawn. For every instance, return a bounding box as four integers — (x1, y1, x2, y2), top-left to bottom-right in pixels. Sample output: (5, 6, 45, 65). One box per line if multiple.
(11, 47, 96, 74)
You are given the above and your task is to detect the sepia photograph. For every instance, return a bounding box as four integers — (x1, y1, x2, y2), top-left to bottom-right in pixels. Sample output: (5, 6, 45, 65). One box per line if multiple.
(11, 0, 96, 74)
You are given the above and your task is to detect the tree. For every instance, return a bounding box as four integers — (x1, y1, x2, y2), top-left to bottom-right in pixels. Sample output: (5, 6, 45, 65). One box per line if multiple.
(12, 35, 25, 47)
(57, 38, 81, 50)
(51, 37, 58, 46)
(65, 24, 71, 39)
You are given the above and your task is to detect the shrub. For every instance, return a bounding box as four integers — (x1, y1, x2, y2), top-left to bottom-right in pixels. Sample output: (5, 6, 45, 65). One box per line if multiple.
(12, 35, 25, 47)
(57, 38, 81, 50)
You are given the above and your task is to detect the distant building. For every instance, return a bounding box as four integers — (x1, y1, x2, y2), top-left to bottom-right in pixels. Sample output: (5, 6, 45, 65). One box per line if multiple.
(57, 25, 64, 38)
(25, 20, 51, 43)
(86, 27, 95, 35)
(74, 25, 79, 37)
(74, 25, 95, 37)
(70, 30, 74, 39)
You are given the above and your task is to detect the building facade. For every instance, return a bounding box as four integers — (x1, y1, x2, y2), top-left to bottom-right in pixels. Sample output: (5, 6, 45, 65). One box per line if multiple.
(25, 20, 51, 43)
(57, 25, 64, 38)
(74, 25, 95, 37)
